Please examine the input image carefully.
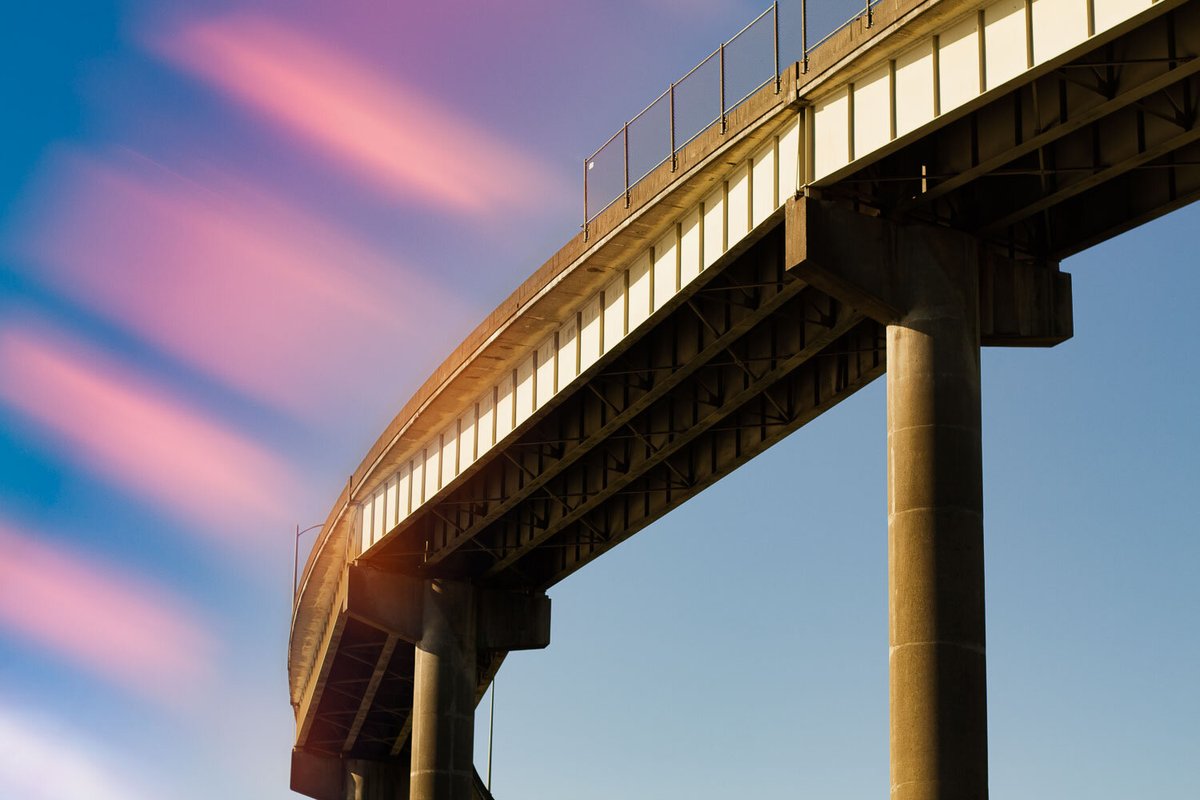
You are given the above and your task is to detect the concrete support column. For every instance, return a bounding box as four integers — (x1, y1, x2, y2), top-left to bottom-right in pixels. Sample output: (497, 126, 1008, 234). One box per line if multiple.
(887, 240, 987, 800)
(346, 767, 365, 800)
(410, 580, 477, 800)
(344, 759, 408, 800)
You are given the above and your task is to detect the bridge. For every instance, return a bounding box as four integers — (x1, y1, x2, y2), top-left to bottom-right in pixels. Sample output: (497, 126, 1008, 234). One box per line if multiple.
(288, 0, 1198, 796)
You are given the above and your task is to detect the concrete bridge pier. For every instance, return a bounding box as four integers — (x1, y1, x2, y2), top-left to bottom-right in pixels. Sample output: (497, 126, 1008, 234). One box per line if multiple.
(885, 231, 987, 800)
(787, 195, 1074, 800)
(328, 567, 549, 800)
(411, 579, 478, 800)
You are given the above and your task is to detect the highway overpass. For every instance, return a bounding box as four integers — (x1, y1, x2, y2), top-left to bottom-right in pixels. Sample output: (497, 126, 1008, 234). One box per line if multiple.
(289, 0, 1198, 796)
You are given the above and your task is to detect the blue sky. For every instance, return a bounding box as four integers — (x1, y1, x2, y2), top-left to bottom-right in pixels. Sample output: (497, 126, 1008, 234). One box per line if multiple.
(0, 1, 1196, 798)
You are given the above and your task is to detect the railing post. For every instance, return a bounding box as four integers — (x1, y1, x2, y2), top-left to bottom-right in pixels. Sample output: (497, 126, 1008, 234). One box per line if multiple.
(802, 0, 809, 73)
(719, 42, 727, 134)
(867, 0, 873, 27)
(583, 158, 589, 239)
(773, 2, 780, 93)
(623, 121, 630, 208)
(293, 523, 300, 606)
(293, 523, 326, 615)
(670, 82, 677, 171)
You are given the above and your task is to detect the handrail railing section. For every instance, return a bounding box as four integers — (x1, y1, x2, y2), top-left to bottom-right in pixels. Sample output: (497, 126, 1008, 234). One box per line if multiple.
(582, 0, 880, 233)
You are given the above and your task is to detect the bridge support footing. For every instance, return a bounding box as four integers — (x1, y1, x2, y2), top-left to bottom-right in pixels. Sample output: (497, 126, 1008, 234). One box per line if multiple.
(886, 229, 988, 800)
(411, 579, 477, 800)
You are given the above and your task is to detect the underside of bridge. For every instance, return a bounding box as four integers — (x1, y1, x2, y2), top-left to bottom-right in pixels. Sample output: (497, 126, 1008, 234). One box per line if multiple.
(291, 1, 1200, 797)
(822, 2, 1200, 259)
(292, 203, 1072, 799)
(294, 207, 891, 798)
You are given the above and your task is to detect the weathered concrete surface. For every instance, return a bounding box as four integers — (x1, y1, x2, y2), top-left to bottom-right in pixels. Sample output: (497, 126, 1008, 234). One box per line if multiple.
(345, 758, 409, 800)
(411, 580, 477, 800)
(347, 564, 551, 651)
(476, 588, 551, 651)
(290, 751, 408, 800)
(291, 749, 343, 800)
(785, 195, 992, 797)
(785, 196, 1072, 347)
(886, 223, 987, 800)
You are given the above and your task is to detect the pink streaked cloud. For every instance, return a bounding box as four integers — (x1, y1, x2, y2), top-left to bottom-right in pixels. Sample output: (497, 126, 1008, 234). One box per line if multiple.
(0, 324, 296, 536)
(148, 12, 569, 215)
(0, 704, 161, 799)
(0, 520, 215, 707)
(8, 149, 461, 417)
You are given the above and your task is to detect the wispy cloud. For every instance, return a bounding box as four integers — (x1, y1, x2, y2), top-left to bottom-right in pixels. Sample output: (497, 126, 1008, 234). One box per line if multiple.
(6, 148, 461, 417)
(0, 704, 159, 800)
(0, 323, 297, 535)
(148, 12, 569, 215)
(0, 520, 216, 705)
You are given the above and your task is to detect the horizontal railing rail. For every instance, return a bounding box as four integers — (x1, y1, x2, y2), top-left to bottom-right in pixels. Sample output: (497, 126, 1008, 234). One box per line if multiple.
(582, 0, 883, 233)
(584, 3, 779, 230)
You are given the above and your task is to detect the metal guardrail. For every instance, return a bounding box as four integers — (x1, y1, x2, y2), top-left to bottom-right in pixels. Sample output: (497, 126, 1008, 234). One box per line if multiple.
(583, 3, 780, 230)
(582, 0, 879, 234)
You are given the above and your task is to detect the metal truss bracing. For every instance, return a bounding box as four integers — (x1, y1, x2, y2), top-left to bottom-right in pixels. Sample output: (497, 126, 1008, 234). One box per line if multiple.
(365, 219, 884, 592)
(299, 618, 503, 762)
(471, 306, 877, 588)
(829, 2, 1200, 260)
(300, 618, 414, 758)
(370, 214, 795, 573)
(510, 320, 884, 589)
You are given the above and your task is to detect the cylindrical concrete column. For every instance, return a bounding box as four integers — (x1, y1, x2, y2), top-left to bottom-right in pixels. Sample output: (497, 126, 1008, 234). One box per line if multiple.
(344, 758, 408, 800)
(887, 240, 987, 800)
(411, 580, 477, 800)
(346, 766, 365, 800)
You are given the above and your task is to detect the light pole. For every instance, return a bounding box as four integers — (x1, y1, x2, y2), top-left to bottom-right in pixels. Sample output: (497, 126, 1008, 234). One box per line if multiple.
(293, 523, 324, 608)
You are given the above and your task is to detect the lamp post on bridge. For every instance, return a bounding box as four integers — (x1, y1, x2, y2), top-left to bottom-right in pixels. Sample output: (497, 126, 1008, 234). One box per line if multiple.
(293, 523, 324, 608)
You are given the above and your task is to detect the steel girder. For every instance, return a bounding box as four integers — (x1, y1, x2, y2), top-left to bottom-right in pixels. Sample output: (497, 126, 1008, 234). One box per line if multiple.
(363, 219, 885, 591)
(369, 215, 797, 573)
(829, 1, 1200, 259)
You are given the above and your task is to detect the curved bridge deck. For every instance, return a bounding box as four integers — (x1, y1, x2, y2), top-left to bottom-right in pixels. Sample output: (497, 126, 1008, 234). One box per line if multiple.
(288, 0, 1199, 794)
